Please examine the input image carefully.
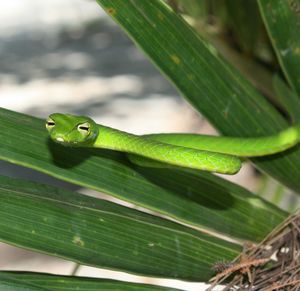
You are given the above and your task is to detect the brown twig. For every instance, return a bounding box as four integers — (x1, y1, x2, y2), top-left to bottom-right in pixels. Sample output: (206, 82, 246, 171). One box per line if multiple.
(208, 210, 300, 290)
(263, 279, 300, 291)
(209, 258, 269, 282)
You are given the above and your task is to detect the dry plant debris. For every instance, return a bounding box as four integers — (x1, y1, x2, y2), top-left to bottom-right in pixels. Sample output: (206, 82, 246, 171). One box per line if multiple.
(207, 211, 300, 290)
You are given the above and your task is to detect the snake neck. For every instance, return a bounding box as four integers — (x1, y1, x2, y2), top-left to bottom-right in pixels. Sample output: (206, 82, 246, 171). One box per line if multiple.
(93, 124, 139, 152)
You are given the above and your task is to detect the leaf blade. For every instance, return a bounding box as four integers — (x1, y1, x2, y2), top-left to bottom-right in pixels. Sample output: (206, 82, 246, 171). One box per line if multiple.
(273, 75, 300, 123)
(258, 0, 300, 97)
(95, 0, 300, 192)
(0, 272, 178, 291)
(0, 175, 241, 281)
(0, 108, 287, 242)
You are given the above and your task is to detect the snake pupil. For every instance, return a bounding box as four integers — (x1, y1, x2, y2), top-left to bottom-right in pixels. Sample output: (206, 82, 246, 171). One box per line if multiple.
(47, 121, 55, 126)
(80, 126, 89, 131)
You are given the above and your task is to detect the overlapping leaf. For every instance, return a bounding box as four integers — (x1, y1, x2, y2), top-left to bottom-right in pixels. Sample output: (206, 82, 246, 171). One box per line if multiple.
(0, 272, 179, 291)
(0, 108, 287, 242)
(259, 0, 300, 97)
(273, 75, 300, 123)
(95, 0, 300, 193)
(0, 175, 241, 281)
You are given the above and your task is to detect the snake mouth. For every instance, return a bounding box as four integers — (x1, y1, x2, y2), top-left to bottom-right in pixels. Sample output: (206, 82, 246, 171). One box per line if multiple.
(53, 137, 79, 147)
(55, 137, 64, 143)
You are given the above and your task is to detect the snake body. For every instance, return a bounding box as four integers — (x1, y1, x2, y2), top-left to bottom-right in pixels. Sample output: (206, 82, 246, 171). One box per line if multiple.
(46, 113, 300, 175)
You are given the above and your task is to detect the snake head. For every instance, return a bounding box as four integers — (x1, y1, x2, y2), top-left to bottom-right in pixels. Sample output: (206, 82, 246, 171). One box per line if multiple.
(46, 113, 98, 147)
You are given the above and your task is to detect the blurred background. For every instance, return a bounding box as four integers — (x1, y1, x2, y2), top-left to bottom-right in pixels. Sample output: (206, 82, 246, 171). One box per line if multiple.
(0, 0, 295, 290)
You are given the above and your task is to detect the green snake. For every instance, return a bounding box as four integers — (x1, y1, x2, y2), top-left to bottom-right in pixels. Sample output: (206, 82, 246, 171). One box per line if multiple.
(46, 113, 300, 175)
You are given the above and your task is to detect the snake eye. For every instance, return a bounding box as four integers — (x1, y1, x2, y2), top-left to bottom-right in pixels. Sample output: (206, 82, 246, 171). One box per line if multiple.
(46, 118, 55, 129)
(78, 122, 90, 134)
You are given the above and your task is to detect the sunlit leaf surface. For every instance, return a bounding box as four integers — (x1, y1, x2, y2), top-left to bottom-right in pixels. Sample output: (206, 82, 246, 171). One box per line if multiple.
(0, 272, 179, 291)
(0, 108, 287, 242)
(0, 175, 241, 281)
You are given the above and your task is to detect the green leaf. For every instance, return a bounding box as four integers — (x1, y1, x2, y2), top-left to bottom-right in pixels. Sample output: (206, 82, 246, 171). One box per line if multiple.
(0, 272, 177, 291)
(0, 175, 241, 281)
(0, 108, 287, 242)
(258, 0, 300, 97)
(0, 273, 48, 291)
(273, 75, 300, 123)
(224, 0, 261, 53)
(95, 0, 300, 192)
(179, 0, 208, 18)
